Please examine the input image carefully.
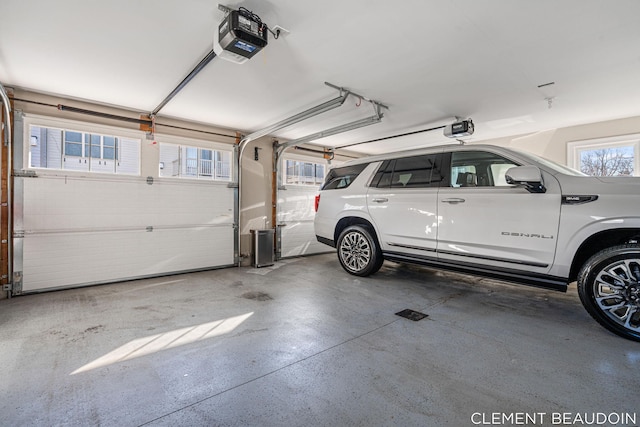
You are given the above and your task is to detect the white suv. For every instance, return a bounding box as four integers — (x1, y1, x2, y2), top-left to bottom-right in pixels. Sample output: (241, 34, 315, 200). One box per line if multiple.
(314, 144, 640, 341)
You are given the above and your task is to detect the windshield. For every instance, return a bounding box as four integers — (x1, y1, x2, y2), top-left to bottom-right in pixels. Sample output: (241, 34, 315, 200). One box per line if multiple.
(512, 149, 587, 177)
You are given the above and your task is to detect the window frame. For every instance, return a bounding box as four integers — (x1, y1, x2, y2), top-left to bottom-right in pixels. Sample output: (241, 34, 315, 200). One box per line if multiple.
(567, 134, 640, 177)
(282, 156, 329, 187)
(61, 131, 120, 161)
(370, 153, 445, 189)
(446, 150, 520, 188)
(156, 135, 233, 183)
(23, 114, 142, 177)
(321, 162, 368, 190)
(63, 131, 84, 157)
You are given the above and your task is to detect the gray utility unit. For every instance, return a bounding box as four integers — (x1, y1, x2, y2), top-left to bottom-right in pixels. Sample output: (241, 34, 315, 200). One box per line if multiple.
(251, 229, 275, 267)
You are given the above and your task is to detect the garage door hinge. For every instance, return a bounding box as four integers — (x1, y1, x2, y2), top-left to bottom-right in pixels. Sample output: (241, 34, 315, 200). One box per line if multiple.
(13, 230, 25, 238)
(227, 182, 239, 188)
(13, 170, 38, 178)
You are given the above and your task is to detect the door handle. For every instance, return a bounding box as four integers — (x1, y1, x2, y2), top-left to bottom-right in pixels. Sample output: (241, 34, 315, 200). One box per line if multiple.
(371, 198, 388, 203)
(441, 198, 466, 204)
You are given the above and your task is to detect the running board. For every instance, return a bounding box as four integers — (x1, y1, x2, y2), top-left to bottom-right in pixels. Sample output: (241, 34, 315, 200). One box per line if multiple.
(383, 251, 568, 292)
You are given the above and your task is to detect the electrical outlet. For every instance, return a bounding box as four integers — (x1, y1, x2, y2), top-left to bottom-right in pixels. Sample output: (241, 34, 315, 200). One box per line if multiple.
(272, 25, 291, 38)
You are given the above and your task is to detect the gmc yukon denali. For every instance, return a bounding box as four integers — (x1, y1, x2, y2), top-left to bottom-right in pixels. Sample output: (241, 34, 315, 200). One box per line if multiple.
(314, 144, 640, 341)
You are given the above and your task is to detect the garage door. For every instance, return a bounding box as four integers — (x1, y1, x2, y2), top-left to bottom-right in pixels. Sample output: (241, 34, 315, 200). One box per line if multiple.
(13, 115, 235, 293)
(277, 156, 337, 258)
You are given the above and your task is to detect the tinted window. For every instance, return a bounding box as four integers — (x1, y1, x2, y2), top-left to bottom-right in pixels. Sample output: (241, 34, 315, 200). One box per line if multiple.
(370, 160, 392, 188)
(371, 154, 444, 188)
(321, 163, 368, 190)
(450, 151, 519, 187)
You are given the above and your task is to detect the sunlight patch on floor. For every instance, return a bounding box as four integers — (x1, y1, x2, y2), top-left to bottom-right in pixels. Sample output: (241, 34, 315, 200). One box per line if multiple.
(71, 312, 253, 375)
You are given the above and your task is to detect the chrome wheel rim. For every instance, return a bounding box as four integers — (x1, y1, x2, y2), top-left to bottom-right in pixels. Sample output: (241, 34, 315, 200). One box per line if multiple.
(593, 258, 640, 333)
(339, 231, 371, 272)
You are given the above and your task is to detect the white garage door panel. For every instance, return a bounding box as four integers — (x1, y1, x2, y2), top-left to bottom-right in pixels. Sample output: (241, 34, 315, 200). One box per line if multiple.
(21, 178, 233, 230)
(278, 186, 331, 257)
(21, 227, 233, 292)
(17, 176, 234, 292)
(280, 221, 331, 257)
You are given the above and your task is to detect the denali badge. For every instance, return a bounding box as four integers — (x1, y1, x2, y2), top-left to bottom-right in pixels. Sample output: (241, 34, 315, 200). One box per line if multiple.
(501, 232, 554, 239)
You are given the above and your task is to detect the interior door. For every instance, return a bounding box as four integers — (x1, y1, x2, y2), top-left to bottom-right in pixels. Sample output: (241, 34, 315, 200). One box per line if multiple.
(436, 150, 561, 273)
(367, 153, 446, 257)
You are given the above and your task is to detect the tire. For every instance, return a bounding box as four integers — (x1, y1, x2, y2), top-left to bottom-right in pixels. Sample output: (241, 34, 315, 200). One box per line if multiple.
(336, 225, 383, 277)
(577, 244, 640, 342)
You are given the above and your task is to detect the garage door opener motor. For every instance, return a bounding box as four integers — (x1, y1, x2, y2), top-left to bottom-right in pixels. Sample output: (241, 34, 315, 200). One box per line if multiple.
(217, 5, 271, 64)
(444, 118, 474, 138)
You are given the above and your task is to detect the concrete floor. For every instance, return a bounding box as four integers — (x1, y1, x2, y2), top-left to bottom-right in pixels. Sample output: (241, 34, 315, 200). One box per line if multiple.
(1, 253, 639, 427)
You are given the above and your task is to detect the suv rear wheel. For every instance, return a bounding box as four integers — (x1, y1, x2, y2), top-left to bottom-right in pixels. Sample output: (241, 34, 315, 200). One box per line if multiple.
(337, 225, 383, 277)
(577, 244, 640, 342)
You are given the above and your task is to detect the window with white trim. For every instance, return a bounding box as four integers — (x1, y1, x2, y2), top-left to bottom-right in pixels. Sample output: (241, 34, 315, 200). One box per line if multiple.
(284, 159, 326, 185)
(568, 135, 640, 177)
(28, 125, 140, 175)
(158, 143, 232, 181)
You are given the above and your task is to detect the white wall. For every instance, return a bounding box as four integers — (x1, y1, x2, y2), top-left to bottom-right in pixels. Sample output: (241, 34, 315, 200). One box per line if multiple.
(239, 137, 274, 265)
(472, 116, 640, 165)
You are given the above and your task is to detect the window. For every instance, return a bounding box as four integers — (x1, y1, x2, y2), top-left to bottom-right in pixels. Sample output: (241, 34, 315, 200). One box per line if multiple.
(158, 143, 232, 181)
(200, 149, 213, 176)
(185, 147, 198, 176)
(64, 131, 83, 156)
(103, 136, 117, 160)
(568, 135, 640, 177)
(321, 163, 368, 190)
(89, 134, 101, 158)
(215, 151, 232, 180)
(370, 154, 444, 188)
(284, 159, 326, 185)
(29, 125, 140, 175)
(514, 150, 585, 176)
(450, 151, 518, 187)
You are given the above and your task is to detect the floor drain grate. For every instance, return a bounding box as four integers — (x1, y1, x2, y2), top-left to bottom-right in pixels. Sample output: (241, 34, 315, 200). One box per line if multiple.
(395, 309, 428, 321)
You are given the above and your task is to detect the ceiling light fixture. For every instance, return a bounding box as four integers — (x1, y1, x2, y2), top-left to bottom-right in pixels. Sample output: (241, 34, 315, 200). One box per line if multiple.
(537, 82, 557, 110)
(546, 97, 555, 109)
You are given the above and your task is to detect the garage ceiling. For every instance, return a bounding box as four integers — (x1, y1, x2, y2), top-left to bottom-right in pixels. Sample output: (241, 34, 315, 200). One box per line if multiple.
(1, 0, 640, 155)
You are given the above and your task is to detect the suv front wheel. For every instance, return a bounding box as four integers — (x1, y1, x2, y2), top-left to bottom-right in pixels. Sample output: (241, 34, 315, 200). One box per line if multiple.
(577, 244, 640, 342)
(337, 225, 383, 277)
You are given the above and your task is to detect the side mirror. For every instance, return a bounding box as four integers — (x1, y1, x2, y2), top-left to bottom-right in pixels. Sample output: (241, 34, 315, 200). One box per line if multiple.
(505, 165, 546, 193)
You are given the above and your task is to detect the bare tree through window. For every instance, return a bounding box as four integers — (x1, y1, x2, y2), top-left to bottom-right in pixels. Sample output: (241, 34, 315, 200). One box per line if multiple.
(580, 147, 634, 176)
